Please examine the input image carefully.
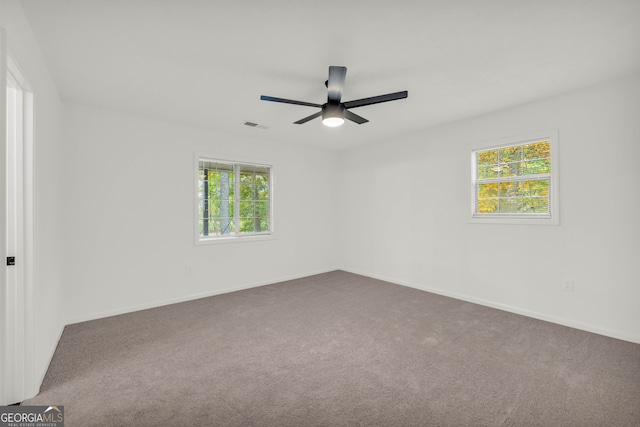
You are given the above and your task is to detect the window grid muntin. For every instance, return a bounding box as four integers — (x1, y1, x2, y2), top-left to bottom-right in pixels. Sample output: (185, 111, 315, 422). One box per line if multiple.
(474, 139, 552, 217)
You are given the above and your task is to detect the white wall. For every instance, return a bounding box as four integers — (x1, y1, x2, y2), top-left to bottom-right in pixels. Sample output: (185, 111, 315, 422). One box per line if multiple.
(338, 73, 640, 343)
(61, 103, 338, 323)
(0, 1, 66, 387)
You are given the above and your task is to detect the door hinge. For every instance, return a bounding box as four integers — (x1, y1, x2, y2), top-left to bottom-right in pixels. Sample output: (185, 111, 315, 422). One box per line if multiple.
(6, 257, 15, 266)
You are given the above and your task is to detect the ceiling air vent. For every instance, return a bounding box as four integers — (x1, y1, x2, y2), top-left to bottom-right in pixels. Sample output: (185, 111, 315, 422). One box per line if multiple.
(244, 121, 268, 130)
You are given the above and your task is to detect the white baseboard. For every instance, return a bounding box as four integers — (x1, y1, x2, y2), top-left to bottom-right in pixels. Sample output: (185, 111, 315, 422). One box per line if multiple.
(65, 267, 340, 326)
(339, 267, 640, 344)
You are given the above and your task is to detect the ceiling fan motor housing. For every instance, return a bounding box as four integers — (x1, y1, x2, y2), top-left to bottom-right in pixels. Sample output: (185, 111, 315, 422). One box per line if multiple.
(323, 103, 345, 120)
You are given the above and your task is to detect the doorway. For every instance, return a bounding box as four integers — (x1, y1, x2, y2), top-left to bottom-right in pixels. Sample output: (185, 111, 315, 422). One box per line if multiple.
(1, 29, 35, 405)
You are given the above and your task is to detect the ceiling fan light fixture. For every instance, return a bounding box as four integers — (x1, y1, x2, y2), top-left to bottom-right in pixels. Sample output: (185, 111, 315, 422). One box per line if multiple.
(322, 104, 345, 127)
(322, 116, 345, 127)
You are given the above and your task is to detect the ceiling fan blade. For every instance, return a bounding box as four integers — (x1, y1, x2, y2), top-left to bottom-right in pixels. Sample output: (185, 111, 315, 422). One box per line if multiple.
(344, 109, 369, 124)
(327, 66, 347, 104)
(342, 91, 408, 109)
(294, 111, 322, 124)
(260, 95, 322, 108)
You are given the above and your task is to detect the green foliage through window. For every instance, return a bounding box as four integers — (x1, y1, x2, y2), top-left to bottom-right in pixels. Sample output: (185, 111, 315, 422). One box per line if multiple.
(198, 159, 271, 238)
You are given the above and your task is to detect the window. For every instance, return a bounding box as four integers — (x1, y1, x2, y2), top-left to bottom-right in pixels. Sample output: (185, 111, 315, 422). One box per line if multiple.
(196, 157, 272, 242)
(471, 131, 558, 224)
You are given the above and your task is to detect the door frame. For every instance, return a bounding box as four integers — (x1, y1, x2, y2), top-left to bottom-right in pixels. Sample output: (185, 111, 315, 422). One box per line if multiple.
(1, 28, 36, 405)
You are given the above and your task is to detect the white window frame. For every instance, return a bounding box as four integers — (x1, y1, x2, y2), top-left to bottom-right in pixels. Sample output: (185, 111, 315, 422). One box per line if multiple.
(194, 153, 275, 245)
(469, 130, 559, 225)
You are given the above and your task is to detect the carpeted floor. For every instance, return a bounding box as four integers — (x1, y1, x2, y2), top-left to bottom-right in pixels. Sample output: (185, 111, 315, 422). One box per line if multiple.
(24, 271, 640, 426)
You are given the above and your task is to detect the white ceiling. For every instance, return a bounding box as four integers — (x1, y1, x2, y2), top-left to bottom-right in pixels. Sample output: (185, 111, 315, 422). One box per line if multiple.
(20, 0, 640, 151)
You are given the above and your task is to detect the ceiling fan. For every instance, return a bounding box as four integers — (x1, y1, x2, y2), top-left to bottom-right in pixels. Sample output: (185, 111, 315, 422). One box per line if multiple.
(260, 66, 408, 127)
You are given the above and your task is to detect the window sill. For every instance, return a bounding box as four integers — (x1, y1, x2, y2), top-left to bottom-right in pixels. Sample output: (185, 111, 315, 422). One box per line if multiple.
(195, 233, 276, 245)
(469, 214, 559, 226)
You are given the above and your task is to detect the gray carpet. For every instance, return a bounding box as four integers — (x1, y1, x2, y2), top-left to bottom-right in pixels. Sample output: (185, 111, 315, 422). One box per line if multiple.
(24, 271, 640, 426)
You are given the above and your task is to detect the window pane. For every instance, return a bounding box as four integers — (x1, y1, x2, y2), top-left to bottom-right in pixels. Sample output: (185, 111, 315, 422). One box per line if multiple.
(239, 174, 255, 200)
(522, 197, 549, 213)
(239, 218, 254, 233)
(200, 161, 233, 173)
(498, 198, 520, 213)
(207, 183, 221, 200)
(523, 179, 549, 197)
(205, 198, 215, 217)
(501, 161, 522, 177)
(240, 164, 269, 175)
(254, 166, 270, 176)
(523, 141, 550, 160)
(255, 201, 269, 218)
(213, 198, 234, 216)
(532, 197, 549, 213)
(208, 218, 221, 235)
(477, 198, 498, 213)
(477, 165, 499, 179)
(499, 146, 522, 163)
(499, 182, 522, 197)
(237, 201, 271, 219)
(478, 183, 498, 198)
(240, 168, 269, 201)
(239, 217, 268, 233)
(256, 175, 269, 199)
(198, 200, 206, 219)
(228, 200, 235, 217)
(477, 149, 498, 166)
(220, 218, 234, 235)
(207, 217, 233, 235)
(222, 172, 234, 199)
(239, 200, 254, 217)
(523, 159, 550, 175)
